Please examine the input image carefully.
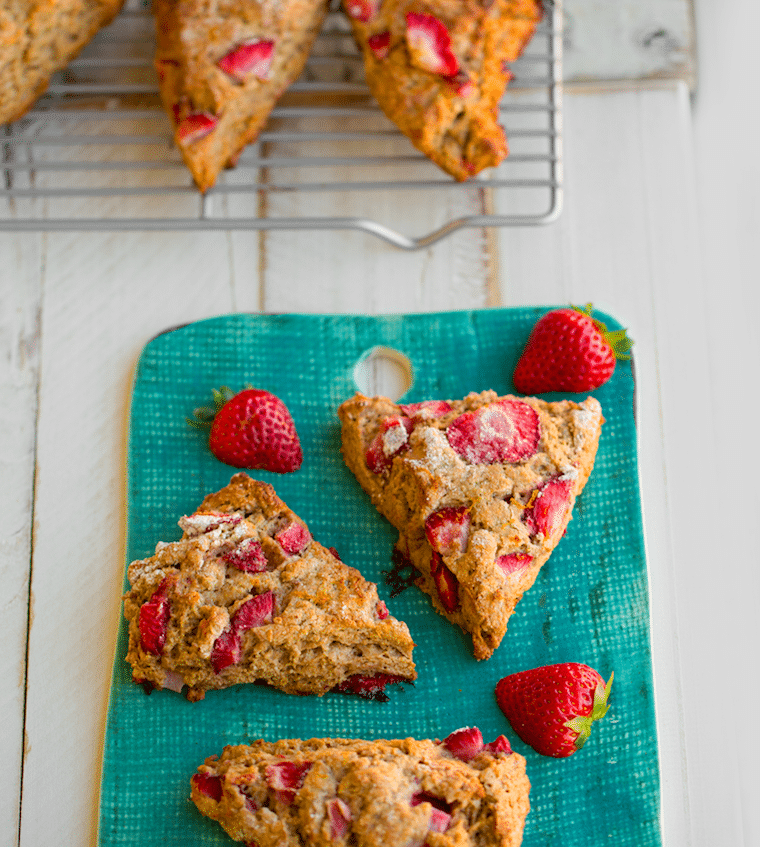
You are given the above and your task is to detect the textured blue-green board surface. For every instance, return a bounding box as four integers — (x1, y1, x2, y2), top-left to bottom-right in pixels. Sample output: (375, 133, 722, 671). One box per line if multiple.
(99, 308, 660, 847)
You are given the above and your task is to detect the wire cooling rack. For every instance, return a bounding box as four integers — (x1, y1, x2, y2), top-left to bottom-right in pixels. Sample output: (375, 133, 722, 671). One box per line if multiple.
(0, 0, 562, 249)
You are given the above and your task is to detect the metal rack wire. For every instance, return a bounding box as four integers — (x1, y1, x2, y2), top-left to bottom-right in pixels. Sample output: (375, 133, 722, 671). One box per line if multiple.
(0, 0, 563, 248)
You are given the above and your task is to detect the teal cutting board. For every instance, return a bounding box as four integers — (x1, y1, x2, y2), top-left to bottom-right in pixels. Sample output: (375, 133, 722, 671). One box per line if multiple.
(99, 308, 660, 847)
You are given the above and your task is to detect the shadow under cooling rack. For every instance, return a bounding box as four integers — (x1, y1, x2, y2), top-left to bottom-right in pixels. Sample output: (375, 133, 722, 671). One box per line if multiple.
(0, 0, 563, 249)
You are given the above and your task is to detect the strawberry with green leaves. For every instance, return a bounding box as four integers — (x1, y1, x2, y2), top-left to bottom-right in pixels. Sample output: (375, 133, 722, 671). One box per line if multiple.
(495, 662, 613, 757)
(190, 386, 302, 473)
(513, 304, 632, 393)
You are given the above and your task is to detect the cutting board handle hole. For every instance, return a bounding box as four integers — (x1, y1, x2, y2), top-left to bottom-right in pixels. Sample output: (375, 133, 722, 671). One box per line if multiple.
(353, 346, 413, 401)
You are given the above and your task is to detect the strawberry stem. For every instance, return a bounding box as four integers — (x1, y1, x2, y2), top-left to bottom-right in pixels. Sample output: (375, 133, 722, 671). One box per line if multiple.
(564, 671, 614, 751)
(572, 304, 633, 361)
(186, 385, 237, 429)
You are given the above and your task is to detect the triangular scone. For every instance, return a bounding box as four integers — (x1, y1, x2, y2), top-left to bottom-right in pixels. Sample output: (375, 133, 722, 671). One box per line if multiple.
(153, 0, 329, 191)
(123, 472, 416, 701)
(342, 0, 542, 180)
(338, 391, 603, 659)
(191, 730, 530, 847)
(0, 0, 124, 125)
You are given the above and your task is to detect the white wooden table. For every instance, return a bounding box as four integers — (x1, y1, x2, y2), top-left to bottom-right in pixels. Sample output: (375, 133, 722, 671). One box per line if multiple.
(2, 0, 758, 845)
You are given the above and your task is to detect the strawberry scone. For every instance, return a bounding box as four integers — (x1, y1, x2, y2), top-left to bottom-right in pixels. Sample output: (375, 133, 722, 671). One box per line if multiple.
(342, 0, 543, 180)
(191, 727, 530, 847)
(123, 473, 416, 701)
(153, 0, 329, 191)
(338, 391, 603, 659)
(1, 0, 125, 126)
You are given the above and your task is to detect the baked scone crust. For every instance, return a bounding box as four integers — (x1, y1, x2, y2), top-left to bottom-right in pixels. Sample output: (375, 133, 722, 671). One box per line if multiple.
(192, 734, 530, 847)
(343, 0, 542, 180)
(153, 0, 329, 191)
(0, 0, 125, 125)
(338, 391, 603, 659)
(123, 472, 416, 701)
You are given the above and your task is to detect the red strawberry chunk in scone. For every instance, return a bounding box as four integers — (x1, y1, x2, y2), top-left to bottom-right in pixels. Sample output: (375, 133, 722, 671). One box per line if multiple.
(222, 537, 268, 572)
(210, 591, 274, 673)
(264, 761, 312, 804)
(484, 734, 513, 755)
(176, 112, 217, 144)
(332, 672, 408, 701)
(326, 797, 352, 838)
(368, 31, 391, 60)
(446, 400, 540, 465)
(442, 726, 484, 761)
(405, 13, 459, 77)
(524, 476, 573, 538)
(138, 578, 171, 655)
(345, 0, 378, 21)
(365, 416, 414, 473)
(496, 552, 533, 577)
(217, 40, 275, 82)
(275, 521, 311, 555)
(191, 772, 223, 802)
(430, 551, 459, 612)
(425, 506, 471, 557)
(399, 400, 452, 421)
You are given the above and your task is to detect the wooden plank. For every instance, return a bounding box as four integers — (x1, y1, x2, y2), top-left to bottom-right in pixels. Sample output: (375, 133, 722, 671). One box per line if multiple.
(18, 230, 260, 847)
(0, 233, 43, 847)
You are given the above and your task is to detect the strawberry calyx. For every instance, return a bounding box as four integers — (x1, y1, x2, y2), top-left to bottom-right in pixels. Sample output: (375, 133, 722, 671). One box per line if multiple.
(564, 671, 614, 750)
(571, 304, 633, 361)
(187, 385, 237, 429)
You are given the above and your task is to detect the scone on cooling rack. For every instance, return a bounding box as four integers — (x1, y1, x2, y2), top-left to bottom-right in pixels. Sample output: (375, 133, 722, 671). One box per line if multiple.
(123, 473, 416, 701)
(0, 0, 125, 125)
(338, 390, 603, 660)
(152, 0, 330, 191)
(191, 728, 530, 847)
(341, 0, 543, 180)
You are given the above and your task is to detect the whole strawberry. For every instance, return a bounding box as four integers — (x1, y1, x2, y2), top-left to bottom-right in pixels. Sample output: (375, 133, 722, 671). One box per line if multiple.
(513, 304, 632, 393)
(495, 662, 613, 757)
(190, 386, 302, 472)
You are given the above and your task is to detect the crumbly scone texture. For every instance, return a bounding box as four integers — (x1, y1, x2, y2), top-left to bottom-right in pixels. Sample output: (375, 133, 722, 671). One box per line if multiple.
(192, 735, 530, 847)
(338, 391, 603, 659)
(343, 0, 542, 180)
(0, 0, 124, 125)
(123, 473, 416, 701)
(153, 0, 329, 191)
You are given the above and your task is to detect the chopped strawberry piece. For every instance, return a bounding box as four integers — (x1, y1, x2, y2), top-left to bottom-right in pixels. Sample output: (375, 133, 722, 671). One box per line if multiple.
(428, 807, 452, 833)
(496, 552, 533, 576)
(368, 31, 391, 60)
(442, 726, 484, 761)
(327, 546, 342, 561)
(446, 400, 540, 465)
(176, 112, 218, 144)
(264, 761, 311, 803)
(332, 673, 408, 702)
(138, 578, 171, 655)
(233, 591, 275, 630)
(365, 416, 414, 473)
(399, 400, 452, 420)
(326, 797, 352, 838)
(211, 592, 274, 673)
(484, 735, 513, 755)
(180, 511, 242, 536)
(430, 551, 459, 613)
(218, 40, 275, 82)
(275, 521, 311, 555)
(424, 506, 470, 557)
(345, 0, 378, 21)
(524, 477, 572, 538)
(376, 600, 389, 619)
(405, 13, 459, 77)
(192, 772, 223, 802)
(223, 537, 268, 572)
